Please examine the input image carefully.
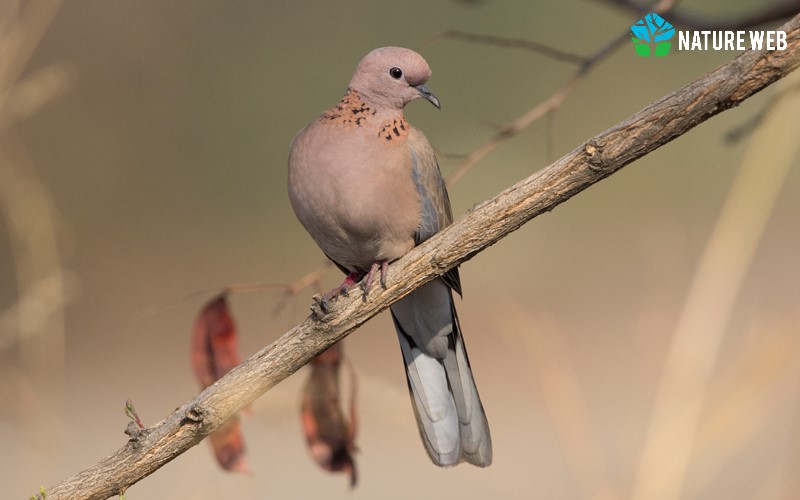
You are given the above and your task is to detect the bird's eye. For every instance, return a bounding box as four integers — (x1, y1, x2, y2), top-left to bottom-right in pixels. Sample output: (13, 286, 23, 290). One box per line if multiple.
(389, 67, 403, 79)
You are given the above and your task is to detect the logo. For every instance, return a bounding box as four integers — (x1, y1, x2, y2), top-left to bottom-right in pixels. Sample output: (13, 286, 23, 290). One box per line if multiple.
(630, 12, 787, 56)
(631, 13, 675, 57)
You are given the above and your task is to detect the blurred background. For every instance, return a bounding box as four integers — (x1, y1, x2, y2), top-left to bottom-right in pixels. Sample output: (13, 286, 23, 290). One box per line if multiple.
(2, 0, 799, 498)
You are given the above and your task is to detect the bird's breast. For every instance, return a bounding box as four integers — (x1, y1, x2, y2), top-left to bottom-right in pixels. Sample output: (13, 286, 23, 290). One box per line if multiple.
(288, 122, 420, 271)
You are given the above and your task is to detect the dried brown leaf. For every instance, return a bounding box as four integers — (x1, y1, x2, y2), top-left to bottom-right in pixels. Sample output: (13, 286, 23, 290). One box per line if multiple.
(190, 293, 249, 473)
(300, 341, 358, 486)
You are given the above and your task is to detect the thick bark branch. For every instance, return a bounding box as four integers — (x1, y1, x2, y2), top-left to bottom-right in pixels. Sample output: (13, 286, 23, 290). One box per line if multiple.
(41, 14, 800, 500)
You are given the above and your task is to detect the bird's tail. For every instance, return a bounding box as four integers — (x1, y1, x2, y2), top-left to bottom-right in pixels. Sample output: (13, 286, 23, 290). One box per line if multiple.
(390, 278, 492, 467)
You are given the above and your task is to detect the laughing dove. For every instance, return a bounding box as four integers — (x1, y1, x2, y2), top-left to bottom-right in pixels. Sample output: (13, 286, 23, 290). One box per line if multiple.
(288, 47, 492, 467)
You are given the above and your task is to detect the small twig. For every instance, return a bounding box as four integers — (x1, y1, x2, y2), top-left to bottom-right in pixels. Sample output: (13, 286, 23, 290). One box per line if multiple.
(421, 30, 587, 65)
(446, 73, 583, 185)
(124, 400, 144, 430)
(437, 26, 634, 186)
(725, 80, 800, 143)
(269, 261, 333, 314)
(546, 109, 558, 164)
(143, 260, 335, 318)
(432, 147, 469, 160)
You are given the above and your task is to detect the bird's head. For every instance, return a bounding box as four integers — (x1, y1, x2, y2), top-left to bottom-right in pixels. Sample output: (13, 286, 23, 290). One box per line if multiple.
(348, 47, 440, 110)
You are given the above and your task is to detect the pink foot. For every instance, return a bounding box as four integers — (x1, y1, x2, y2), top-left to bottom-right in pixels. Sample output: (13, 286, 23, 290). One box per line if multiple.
(316, 262, 388, 313)
(360, 260, 388, 299)
(317, 270, 364, 312)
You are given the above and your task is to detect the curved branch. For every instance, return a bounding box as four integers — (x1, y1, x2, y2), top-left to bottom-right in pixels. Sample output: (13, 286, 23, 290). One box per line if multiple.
(421, 30, 587, 65)
(39, 14, 800, 500)
(600, 0, 800, 30)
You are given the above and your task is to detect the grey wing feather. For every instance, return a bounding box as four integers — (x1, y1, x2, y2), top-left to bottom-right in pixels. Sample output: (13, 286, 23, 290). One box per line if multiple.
(393, 127, 491, 467)
(408, 127, 461, 295)
(408, 127, 452, 242)
(391, 279, 492, 467)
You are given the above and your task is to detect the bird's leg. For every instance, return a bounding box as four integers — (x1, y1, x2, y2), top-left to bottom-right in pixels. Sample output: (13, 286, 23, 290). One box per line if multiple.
(328, 271, 363, 298)
(379, 260, 388, 289)
(317, 261, 387, 312)
(317, 270, 364, 313)
(360, 260, 388, 299)
(341, 271, 363, 292)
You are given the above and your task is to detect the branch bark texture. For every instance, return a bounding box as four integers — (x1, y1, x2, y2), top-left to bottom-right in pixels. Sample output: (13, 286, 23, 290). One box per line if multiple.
(42, 14, 800, 499)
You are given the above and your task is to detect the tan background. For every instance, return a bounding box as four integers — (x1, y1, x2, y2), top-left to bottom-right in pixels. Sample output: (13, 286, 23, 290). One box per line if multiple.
(2, 0, 799, 498)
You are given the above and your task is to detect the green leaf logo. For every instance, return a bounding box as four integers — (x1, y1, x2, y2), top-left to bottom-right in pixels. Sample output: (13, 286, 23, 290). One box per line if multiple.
(631, 13, 675, 57)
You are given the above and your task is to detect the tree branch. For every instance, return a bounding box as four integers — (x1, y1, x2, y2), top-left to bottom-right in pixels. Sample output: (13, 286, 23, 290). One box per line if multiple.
(599, 0, 800, 30)
(40, 14, 800, 500)
(421, 30, 587, 65)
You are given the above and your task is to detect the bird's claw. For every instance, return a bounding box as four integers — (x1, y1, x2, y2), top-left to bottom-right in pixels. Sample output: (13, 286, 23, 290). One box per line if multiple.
(315, 271, 363, 315)
(314, 263, 388, 312)
(360, 260, 388, 300)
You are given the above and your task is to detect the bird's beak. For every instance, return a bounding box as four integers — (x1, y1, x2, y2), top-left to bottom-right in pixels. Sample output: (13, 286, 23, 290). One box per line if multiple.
(415, 85, 441, 109)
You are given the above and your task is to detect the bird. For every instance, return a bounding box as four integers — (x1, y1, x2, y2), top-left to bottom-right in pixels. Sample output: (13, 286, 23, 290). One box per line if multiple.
(287, 47, 492, 467)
